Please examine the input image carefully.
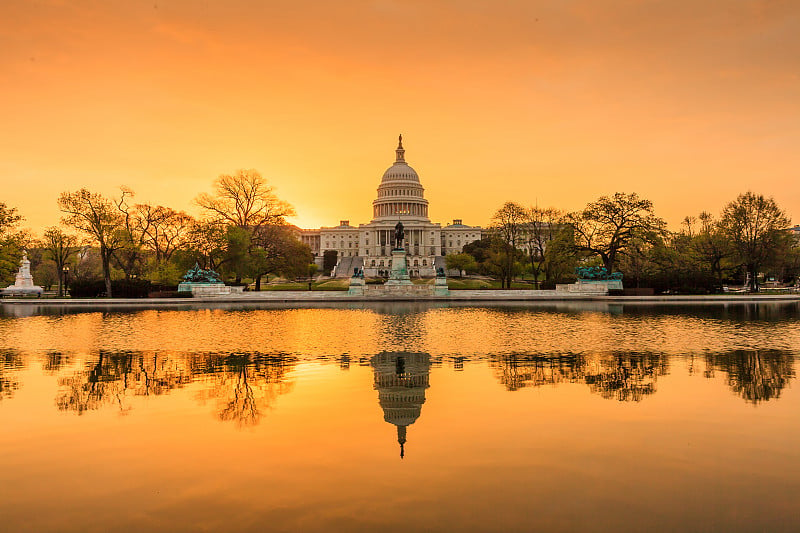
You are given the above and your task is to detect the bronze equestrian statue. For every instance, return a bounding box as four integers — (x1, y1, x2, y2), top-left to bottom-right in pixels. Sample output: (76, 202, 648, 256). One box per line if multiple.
(394, 221, 405, 249)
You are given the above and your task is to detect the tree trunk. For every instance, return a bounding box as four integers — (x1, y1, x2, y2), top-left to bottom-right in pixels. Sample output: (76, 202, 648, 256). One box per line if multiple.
(255, 274, 262, 292)
(101, 247, 113, 298)
(748, 264, 758, 292)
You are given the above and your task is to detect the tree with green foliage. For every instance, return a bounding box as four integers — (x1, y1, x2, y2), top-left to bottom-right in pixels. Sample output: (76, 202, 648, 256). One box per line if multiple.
(445, 253, 478, 278)
(249, 225, 313, 290)
(323, 250, 338, 275)
(540, 224, 577, 286)
(222, 226, 253, 284)
(183, 220, 228, 271)
(462, 238, 492, 269)
(59, 189, 124, 297)
(33, 261, 59, 291)
(0, 203, 26, 286)
(719, 192, 792, 291)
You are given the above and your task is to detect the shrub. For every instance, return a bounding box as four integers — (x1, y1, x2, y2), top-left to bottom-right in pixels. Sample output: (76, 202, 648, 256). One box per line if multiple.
(69, 278, 152, 298)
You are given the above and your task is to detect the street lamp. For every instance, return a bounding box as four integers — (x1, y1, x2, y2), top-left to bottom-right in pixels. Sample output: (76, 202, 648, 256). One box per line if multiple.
(62, 265, 70, 298)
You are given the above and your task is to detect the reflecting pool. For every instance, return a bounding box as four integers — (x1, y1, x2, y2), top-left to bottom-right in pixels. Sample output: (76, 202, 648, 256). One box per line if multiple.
(1, 302, 799, 532)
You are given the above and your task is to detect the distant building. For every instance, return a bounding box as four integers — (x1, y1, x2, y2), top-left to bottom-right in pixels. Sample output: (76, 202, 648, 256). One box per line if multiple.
(299, 136, 481, 277)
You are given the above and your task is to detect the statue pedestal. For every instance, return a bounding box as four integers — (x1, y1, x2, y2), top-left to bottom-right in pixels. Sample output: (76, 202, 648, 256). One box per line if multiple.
(556, 279, 623, 294)
(1, 253, 43, 297)
(178, 282, 242, 296)
(385, 249, 412, 286)
(348, 276, 365, 295)
(433, 275, 450, 296)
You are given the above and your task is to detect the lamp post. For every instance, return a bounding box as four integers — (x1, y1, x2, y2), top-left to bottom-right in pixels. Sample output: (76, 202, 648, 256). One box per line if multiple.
(62, 265, 70, 298)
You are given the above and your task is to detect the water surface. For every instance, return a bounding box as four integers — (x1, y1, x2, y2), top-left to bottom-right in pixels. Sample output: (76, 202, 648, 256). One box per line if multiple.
(1, 302, 798, 532)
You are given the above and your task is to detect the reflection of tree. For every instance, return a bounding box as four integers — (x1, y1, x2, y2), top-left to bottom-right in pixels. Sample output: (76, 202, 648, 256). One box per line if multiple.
(491, 352, 669, 402)
(584, 354, 668, 402)
(56, 351, 193, 415)
(0, 350, 22, 401)
(704, 350, 795, 404)
(493, 353, 585, 392)
(193, 352, 295, 428)
(42, 351, 70, 374)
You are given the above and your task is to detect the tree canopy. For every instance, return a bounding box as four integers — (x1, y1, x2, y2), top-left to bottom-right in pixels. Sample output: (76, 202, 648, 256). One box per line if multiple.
(568, 192, 666, 273)
(719, 192, 792, 291)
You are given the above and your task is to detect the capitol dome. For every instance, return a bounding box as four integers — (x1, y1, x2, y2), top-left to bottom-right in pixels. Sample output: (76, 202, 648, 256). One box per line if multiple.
(381, 163, 420, 183)
(372, 135, 430, 221)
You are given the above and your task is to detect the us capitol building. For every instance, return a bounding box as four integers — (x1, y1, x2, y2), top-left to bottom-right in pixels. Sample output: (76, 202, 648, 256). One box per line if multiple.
(299, 136, 482, 277)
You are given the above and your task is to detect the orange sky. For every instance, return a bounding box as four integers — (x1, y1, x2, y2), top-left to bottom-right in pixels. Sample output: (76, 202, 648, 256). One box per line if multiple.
(2, 0, 798, 233)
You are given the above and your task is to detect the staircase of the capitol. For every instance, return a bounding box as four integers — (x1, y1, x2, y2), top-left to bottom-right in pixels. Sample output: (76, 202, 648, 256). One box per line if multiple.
(333, 256, 364, 278)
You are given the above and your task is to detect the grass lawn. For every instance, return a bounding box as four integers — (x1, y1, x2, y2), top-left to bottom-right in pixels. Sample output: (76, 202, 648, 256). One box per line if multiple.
(258, 278, 542, 291)
(259, 279, 349, 291)
(446, 279, 540, 290)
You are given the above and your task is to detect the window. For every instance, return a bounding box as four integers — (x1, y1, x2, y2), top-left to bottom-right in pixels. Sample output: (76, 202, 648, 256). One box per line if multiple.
(422, 260, 427, 266)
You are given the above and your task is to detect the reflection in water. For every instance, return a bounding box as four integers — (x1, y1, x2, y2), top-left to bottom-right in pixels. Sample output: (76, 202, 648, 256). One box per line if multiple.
(193, 352, 295, 427)
(704, 350, 796, 404)
(42, 351, 70, 374)
(584, 353, 669, 402)
(0, 349, 22, 401)
(491, 352, 669, 402)
(56, 350, 194, 415)
(1, 305, 800, 533)
(492, 353, 585, 392)
(491, 350, 795, 404)
(371, 352, 431, 458)
(54, 350, 295, 424)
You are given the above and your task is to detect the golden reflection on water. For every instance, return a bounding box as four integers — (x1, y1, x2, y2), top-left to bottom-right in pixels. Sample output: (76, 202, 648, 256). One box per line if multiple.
(0, 303, 799, 532)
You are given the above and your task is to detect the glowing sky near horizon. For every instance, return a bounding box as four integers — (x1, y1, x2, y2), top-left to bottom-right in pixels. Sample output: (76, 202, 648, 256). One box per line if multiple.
(1, 0, 798, 233)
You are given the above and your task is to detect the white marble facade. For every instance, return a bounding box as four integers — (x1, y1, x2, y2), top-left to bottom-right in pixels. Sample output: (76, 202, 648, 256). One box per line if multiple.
(299, 137, 481, 277)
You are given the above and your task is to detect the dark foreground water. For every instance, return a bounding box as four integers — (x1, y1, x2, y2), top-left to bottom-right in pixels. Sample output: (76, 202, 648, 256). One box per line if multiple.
(1, 302, 799, 532)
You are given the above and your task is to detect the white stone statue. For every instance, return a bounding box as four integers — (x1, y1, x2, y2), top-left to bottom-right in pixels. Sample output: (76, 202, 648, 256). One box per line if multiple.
(1, 251, 44, 297)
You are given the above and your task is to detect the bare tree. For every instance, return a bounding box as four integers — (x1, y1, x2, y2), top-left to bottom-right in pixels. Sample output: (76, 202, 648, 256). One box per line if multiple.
(490, 202, 527, 288)
(59, 189, 124, 297)
(567, 192, 666, 274)
(41, 227, 80, 297)
(688, 212, 735, 290)
(137, 205, 194, 264)
(195, 169, 295, 230)
(523, 206, 564, 289)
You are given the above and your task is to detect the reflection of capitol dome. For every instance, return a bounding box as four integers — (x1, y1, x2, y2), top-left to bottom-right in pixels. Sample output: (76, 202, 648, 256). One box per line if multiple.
(371, 352, 431, 458)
